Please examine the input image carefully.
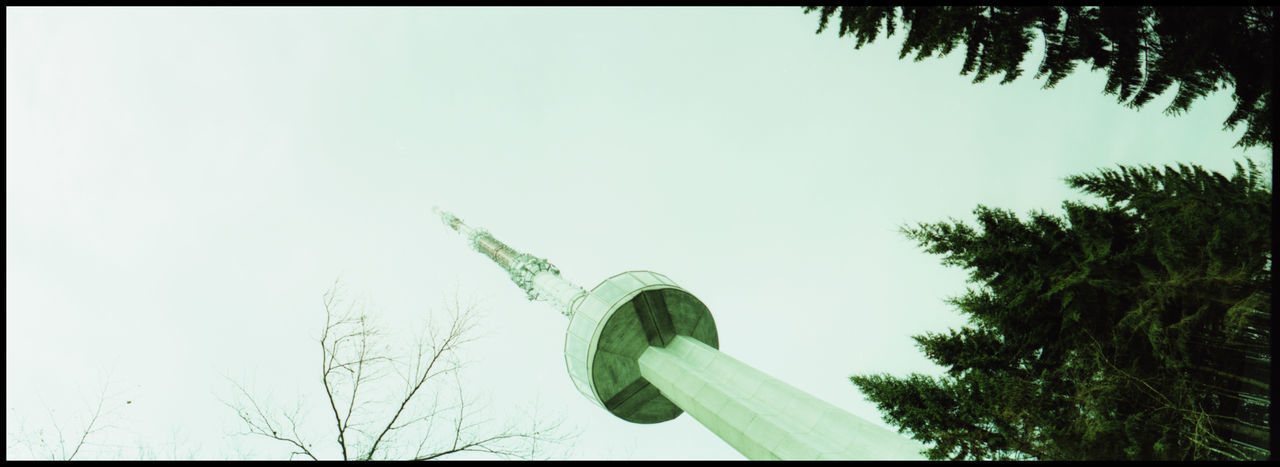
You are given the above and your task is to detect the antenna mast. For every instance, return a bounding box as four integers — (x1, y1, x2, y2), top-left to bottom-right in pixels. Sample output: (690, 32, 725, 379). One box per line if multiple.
(433, 207, 585, 317)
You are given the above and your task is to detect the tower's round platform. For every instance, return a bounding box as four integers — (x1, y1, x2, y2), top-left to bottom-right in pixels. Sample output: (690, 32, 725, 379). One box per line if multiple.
(564, 271, 718, 423)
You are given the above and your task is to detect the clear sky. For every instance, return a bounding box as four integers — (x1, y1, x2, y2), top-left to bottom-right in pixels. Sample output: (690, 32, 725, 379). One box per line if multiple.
(6, 7, 1269, 460)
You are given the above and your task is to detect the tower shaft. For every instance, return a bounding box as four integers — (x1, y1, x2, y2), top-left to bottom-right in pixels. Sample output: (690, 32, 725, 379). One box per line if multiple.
(638, 335, 924, 459)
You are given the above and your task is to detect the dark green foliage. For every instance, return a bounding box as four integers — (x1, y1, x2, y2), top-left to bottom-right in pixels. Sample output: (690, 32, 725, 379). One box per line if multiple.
(804, 6, 1274, 149)
(852, 161, 1271, 460)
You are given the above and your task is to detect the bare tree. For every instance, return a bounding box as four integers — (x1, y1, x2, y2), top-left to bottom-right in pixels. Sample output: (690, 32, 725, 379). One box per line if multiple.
(223, 279, 571, 460)
(7, 379, 126, 460)
(113, 425, 203, 460)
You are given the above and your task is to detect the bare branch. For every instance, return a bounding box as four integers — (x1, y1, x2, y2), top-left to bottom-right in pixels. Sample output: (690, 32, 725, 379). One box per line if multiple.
(65, 383, 110, 460)
(320, 280, 351, 460)
(224, 277, 575, 460)
(219, 376, 318, 461)
(15, 377, 127, 460)
(364, 302, 471, 459)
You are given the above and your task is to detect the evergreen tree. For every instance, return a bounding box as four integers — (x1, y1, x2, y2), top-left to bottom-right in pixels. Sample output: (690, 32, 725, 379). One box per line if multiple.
(804, 6, 1274, 149)
(853, 161, 1271, 460)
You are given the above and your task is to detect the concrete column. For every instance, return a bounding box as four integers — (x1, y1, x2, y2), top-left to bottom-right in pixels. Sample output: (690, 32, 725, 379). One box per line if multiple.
(637, 335, 926, 460)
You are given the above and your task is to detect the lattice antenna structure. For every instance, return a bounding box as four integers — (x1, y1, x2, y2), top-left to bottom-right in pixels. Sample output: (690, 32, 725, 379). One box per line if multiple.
(433, 207, 585, 317)
(433, 207, 926, 460)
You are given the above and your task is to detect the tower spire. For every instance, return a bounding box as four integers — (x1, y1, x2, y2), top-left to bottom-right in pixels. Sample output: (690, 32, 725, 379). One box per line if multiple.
(433, 207, 585, 317)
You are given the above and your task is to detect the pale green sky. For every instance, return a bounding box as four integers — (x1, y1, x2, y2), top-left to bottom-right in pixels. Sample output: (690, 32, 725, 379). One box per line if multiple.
(6, 7, 1269, 460)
